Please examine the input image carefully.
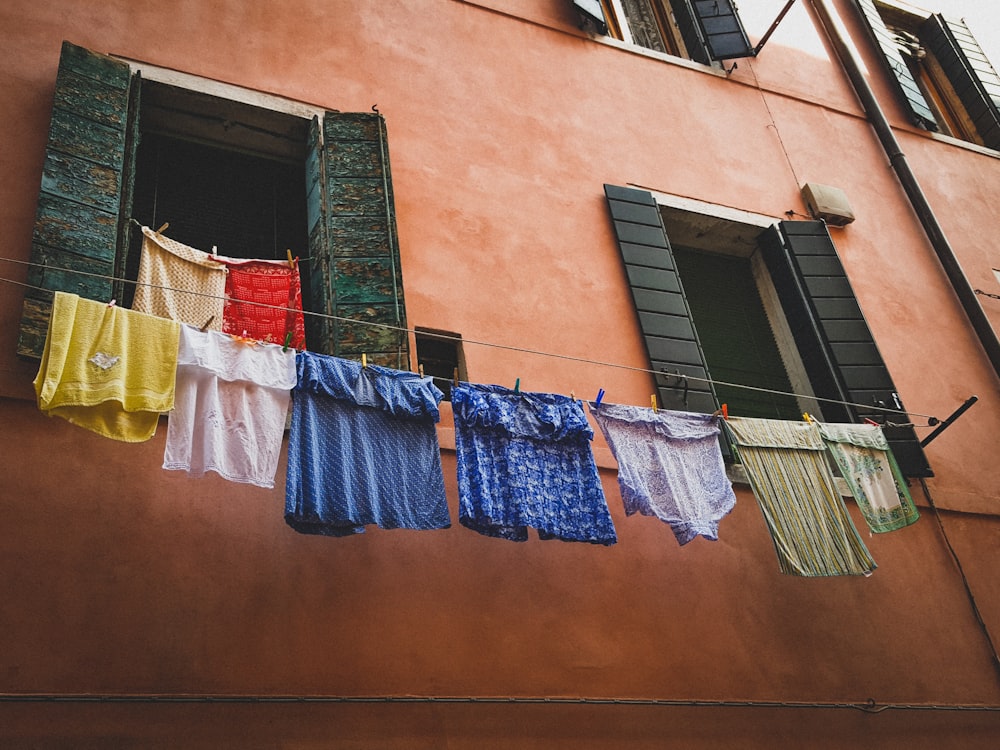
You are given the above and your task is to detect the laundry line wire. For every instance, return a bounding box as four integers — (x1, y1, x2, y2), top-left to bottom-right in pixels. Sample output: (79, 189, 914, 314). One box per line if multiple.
(0, 256, 940, 422)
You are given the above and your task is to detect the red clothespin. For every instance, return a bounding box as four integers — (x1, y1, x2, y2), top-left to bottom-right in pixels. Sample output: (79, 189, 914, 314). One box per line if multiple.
(864, 417, 880, 426)
(107, 299, 116, 308)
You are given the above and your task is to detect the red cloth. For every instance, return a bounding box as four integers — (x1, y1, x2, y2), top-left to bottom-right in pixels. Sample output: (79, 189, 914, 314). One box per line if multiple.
(213, 258, 307, 350)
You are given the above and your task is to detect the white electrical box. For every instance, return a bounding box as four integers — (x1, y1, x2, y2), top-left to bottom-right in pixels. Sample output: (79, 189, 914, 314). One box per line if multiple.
(801, 183, 856, 226)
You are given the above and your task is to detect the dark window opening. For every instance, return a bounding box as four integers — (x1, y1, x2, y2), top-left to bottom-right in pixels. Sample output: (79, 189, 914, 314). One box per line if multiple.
(672, 247, 801, 421)
(415, 328, 464, 401)
(124, 81, 310, 309)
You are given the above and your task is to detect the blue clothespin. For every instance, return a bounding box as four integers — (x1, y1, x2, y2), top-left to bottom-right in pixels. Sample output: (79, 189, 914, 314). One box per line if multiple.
(596, 388, 605, 406)
(514, 378, 521, 393)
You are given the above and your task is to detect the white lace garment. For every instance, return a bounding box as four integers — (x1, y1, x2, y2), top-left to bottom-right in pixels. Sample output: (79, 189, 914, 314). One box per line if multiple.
(163, 325, 296, 488)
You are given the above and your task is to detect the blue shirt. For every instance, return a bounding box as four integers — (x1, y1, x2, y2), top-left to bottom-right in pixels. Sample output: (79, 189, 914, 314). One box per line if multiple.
(453, 383, 616, 545)
(285, 352, 451, 536)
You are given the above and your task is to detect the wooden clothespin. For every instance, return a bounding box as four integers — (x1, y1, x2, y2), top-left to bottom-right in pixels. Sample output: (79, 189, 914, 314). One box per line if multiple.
(156, 222, 169, 234)
(286, 249, 296, 269)
(651, 394, 658, 413)
(418, 364, 425, 377)
(453, 367, 460, 388)
(569, 390, 576, 402)
(361, 353, 368, 368)
(200, 315, 215, 332)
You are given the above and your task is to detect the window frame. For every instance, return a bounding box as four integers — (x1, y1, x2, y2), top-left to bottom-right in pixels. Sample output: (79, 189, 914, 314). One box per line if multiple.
(854, 0, 1000, 150)
(604, 184, 933, 477)
(573, 0, 753, 64)
(19, 41, 410, 371)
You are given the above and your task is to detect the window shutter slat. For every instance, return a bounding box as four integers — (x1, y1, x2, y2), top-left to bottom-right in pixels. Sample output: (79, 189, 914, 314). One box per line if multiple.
(309, 112, 408, 368)
(853, 0, 938, 130)
(760, 221, 932, 477)
(686, 0, 754, 61)
(18, 41, 134, 359)
(921, 14, 1000, 150)
(604, 184, 718, 414)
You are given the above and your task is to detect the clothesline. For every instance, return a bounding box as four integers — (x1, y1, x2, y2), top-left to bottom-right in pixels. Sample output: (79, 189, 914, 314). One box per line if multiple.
(0, 256, 940, 422)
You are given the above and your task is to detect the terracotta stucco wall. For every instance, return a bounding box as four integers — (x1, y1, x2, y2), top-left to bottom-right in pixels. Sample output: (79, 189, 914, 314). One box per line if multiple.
(1, 0, 999, 743)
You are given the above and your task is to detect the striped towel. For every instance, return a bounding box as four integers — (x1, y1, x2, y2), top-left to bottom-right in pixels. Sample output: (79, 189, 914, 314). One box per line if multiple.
(724, 416, 876, 577)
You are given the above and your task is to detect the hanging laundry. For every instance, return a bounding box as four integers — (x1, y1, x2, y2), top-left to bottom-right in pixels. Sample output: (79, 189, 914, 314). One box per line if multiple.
(162, 325, 296, 488)
(285, 352, 450, 536)
(132, 226, 226, 329)
(723, 416, 876, 577)
(211, 255, 307, 350)
(817, 422, 919, 533)
(453, 384, 617, 545)
(34, 291, 180, 442)
(589, 402, 736, 545)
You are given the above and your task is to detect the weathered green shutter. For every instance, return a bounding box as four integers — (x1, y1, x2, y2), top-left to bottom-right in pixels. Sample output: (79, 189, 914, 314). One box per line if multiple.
(604, 185, 718, 413)
(853, 0, 938, 130)
(18, 41, 136, 358)
(305, 112, 408, 369)
(921, 14, 1000, 150)
(759, 220, 932, 477)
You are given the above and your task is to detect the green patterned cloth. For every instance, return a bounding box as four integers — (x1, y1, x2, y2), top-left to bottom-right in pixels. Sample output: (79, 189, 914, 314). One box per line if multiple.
(817, 422, 919, 533)
(724, 416, 876, 577)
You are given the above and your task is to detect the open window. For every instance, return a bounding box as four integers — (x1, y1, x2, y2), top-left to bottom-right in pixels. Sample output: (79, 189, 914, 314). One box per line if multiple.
(854, 0, 1000, 149)
(415, 327, 466, 401)
(18, 41, 410, 369)
(604, 184, 932, 477)
(572, 0, 754, 63)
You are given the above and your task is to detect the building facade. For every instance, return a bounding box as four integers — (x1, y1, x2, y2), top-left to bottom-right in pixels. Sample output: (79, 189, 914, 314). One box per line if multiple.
(1, 0, 999, 745)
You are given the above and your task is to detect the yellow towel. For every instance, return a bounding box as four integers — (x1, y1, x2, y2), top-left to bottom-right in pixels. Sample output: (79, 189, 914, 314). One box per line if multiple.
(34, 292, 181, 442)
(132, 226, 226, 329)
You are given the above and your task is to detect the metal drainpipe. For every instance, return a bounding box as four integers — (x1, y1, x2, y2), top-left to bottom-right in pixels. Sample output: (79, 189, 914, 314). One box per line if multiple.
(808, 0, 1000, 381)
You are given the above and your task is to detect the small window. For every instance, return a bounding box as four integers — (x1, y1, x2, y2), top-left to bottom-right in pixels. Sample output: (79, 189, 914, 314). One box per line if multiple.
(415, 328, 465, 401)
(855, 0, 1000, 149)
(574, 0, 753, 63)
(20, 42, 410, 371)
(123, 81, 310, 308)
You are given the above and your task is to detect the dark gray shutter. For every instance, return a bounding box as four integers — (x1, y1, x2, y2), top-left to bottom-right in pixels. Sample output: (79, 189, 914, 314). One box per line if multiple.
(305, 112, 408, 369)
(673, 0, 753, 62)
(759, 220, 932, 477)
(604, 185, 718, 413)
(571, 0, 608, 35)
(853, 0, 938, 130)
(921, 14, 1000, 150)
(18, 41, 136, 358)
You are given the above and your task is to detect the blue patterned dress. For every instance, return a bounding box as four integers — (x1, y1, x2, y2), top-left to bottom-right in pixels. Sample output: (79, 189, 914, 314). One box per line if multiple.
(285, 352, 451, 536)
(453, 383, 617, 545)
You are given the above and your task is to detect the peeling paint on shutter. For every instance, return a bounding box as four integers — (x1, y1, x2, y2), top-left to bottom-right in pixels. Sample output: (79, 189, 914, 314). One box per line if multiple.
(853, 0, 938, 130)
(921, 14, 1000, 150)
(306, 112, 408, 369)
(604, 184, 719, 414)
(18, 41, 135, 358)
(759, 221, 932, 477)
